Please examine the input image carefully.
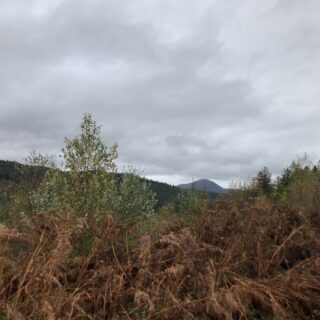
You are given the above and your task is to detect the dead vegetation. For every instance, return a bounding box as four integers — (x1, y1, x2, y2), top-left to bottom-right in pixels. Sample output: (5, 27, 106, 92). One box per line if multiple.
(0, 199, 319, 319)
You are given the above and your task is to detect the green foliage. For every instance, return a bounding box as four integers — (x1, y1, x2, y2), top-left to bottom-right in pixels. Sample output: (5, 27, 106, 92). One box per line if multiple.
(0, 156, 54, 223)
(273, 154, 320, 214)
(61, 113, 118, 219)
(255, 166, 273, 196)
(28, 114, 158, 225)
(176, 189, 202, 215)
(274, 167, 292, 203)
(115, 166, 157, 219)
(0, 161, 179, 223)
(30, 114, 118, 225)
(135, 202, 176, 240)
(230, 167, 273, 202)
(63, 113, 118, 173)
(23, 152, 57, 211)
(0, 182, 11, 222)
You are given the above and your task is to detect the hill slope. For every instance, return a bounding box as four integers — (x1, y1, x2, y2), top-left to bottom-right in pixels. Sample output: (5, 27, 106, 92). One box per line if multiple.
(177, 179, 226, 193)
(0, 160, 20, 180)
(0, 160, 180, 208)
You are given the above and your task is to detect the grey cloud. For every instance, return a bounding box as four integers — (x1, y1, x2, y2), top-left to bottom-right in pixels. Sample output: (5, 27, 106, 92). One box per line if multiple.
(1, 0, 320, 186)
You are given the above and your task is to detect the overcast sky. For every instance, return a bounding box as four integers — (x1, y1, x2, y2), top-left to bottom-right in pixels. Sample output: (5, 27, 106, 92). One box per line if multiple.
(1, 0, 320, 187)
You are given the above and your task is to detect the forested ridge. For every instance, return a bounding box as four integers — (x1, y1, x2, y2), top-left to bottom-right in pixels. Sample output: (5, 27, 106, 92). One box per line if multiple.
(0, 159, 214, 211)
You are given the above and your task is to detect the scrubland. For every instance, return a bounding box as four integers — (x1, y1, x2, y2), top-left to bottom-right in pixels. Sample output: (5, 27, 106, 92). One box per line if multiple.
(0, 196, 319, 319)
(0, 115, 319, 319)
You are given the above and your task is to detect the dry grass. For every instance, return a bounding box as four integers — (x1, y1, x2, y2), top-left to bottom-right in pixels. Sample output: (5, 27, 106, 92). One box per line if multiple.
(0, 199, 319, 319)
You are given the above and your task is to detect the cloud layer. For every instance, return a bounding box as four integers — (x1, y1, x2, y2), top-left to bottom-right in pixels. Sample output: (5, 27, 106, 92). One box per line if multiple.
(1, 0, 320, 186)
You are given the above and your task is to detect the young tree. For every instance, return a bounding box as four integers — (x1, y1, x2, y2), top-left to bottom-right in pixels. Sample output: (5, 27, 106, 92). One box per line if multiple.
(286, 155, 320, 213)
(29, 114, 159, 225)
(176, 190, 202, 216)
(61, 113, 118, 221)
(31, 113, 118, 225)
(273, 154, 320, 213)
(115, 166, 157, 219)
(274, 167, 292, 202)
(255, 166, 272, 197)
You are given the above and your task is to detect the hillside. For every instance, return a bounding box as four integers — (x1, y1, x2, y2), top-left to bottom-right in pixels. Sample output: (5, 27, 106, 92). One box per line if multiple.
(0, 160, 20, 180)
(0, 160, 180, 208)
(177, 178, 226, 193)
(115, 173, 180, 208)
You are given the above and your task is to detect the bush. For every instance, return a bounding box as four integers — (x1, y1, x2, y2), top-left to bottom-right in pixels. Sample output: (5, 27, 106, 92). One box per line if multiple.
(274, 155, 320, 216)
(115, 166, 157, 219)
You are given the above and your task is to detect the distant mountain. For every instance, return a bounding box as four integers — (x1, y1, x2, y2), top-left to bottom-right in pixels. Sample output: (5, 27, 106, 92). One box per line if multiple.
(177, 179, 226, 193)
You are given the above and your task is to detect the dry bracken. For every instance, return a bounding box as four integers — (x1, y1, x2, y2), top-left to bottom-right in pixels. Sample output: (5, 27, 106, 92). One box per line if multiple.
(0, 199, 319, 319)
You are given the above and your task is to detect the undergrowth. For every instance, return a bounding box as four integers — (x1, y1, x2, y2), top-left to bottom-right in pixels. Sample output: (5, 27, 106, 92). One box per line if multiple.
(0, 198, 319, 319)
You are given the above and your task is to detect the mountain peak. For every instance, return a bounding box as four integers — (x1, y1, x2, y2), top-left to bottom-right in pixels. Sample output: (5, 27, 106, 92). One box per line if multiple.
(177, 179, 226, 193)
